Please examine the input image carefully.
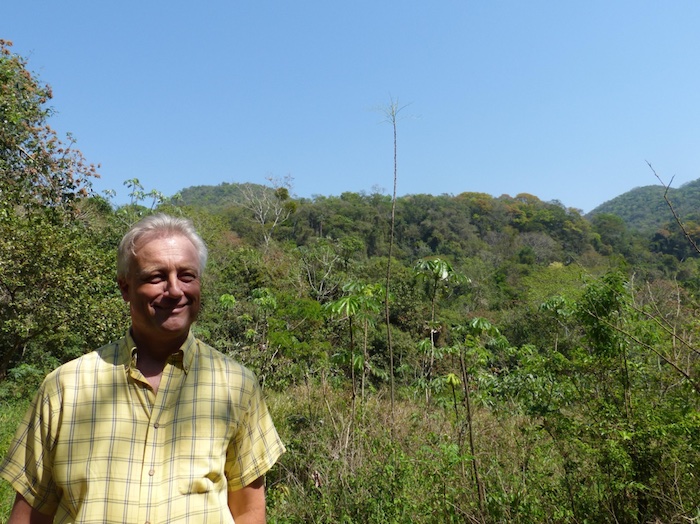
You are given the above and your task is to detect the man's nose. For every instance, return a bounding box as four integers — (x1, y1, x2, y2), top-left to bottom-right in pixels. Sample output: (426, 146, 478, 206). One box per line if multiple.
(164, 274, 184, 296)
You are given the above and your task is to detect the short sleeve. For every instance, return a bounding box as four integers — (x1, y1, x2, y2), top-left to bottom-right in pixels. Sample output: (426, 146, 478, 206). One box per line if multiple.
(0, 376, 61, 515)
(224, 375, 285, 491)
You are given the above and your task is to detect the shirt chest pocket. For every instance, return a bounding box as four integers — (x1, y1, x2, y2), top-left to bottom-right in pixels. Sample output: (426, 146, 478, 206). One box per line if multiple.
(175, 416, 232, 494)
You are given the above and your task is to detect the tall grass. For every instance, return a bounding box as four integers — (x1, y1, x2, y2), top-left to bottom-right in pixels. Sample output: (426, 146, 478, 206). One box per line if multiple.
(0, 398, 29, 523)
(264, 383, 576, 524)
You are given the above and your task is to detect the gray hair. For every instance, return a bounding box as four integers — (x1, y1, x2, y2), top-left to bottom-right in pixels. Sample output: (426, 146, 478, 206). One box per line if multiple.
(117, 214, 208, 279)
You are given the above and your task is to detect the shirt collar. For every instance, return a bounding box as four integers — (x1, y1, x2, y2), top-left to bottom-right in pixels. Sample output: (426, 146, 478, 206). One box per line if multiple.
(121, 329, 196, 374)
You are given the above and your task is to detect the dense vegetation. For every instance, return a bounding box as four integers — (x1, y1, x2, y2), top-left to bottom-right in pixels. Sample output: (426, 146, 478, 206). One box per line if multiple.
(2, 41, 700, 523)
(588, 177, 700, 234)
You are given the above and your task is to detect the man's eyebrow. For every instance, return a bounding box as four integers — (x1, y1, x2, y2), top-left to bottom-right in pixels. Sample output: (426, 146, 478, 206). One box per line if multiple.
(137, 266, 164, 275)
(137, 265, 201, 275)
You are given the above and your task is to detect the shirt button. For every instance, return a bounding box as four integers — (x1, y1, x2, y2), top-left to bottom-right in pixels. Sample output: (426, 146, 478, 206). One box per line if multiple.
(148, 469, 155, 476)
(153, 422, 159, 429)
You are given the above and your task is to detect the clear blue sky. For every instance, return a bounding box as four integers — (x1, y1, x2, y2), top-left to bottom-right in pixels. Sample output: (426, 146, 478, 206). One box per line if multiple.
(4, 1, 700, 212)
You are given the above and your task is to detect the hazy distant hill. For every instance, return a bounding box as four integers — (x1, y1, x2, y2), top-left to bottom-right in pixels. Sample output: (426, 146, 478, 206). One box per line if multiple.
(179, 182, 269, 209)
(588, 179, 700, 232)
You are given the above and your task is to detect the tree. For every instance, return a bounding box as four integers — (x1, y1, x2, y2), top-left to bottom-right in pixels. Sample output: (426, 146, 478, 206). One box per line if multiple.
(239, 175, 296, 249)
(451, 317, 500, 515)
(380, 97, 408, 431)
(297, 238, 342, 302)
(326, 281, 384, 405)
(0, 40, 98, 212)
(0, 40, 123, 381)
(413, 257, 467, 401)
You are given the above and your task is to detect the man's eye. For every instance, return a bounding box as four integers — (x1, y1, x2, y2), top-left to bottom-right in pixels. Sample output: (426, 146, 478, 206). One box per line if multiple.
(180, 274, 197, 283)
(147, 275, 165, 283)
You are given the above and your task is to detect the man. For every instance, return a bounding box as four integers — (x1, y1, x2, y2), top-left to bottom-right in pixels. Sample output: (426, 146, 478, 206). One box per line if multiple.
(1, 214, 285, 523)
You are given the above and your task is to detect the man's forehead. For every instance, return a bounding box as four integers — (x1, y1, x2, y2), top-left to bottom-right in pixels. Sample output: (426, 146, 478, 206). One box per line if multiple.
(134, 232, 195, 251)
(131, 233, 200, 268)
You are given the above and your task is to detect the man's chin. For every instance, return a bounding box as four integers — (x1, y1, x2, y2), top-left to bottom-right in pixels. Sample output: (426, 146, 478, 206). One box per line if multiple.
(159, 318, 193, 332)
(153, 314, 195, 335)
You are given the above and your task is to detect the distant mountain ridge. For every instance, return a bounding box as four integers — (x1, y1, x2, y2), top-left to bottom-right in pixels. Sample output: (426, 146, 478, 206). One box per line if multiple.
(179, 178, 700, 234)
(588, 178, 700, 232)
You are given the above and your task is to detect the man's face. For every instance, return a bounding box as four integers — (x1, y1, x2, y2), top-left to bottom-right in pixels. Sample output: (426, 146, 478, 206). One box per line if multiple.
(118, 233, 201, 346)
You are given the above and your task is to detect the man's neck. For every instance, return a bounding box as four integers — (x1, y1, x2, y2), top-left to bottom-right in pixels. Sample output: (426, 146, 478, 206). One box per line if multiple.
(130, 329, 188, 365)
(130, 330, 187, 394)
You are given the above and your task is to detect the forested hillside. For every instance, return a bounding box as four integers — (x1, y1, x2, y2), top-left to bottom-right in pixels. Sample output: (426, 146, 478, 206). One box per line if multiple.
(179, 181, 270, 210)
(589, 178, 700, 233)
(2, 41, 700, 523)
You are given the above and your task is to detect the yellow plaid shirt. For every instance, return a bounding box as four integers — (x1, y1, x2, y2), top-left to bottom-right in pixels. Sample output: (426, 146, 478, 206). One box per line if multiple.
(0, 331, 285, 523)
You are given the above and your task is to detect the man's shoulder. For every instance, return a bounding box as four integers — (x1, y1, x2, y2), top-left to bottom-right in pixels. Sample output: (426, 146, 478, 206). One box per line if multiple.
(44, 339, 125, 383)
(192, 338, 257, 380)
(29, 340, 125, 405)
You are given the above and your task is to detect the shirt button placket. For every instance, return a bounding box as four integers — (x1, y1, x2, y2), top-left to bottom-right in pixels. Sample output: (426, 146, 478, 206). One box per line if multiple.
(142, 416, 161, 523)
(149, 421, 160, 479)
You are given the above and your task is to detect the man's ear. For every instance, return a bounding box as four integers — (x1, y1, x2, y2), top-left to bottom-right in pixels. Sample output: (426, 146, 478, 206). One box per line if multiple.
(118, 278, 130, 302)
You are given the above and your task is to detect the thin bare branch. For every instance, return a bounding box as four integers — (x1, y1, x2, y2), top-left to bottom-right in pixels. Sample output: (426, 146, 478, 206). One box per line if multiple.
(584, 308, 700, 394)
(647, 160, 700, 255)
(631, 302, 700, 358)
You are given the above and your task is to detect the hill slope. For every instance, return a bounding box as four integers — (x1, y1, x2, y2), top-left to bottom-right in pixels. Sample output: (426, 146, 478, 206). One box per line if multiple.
(179, 182, 269, 210)
(588, 179, 700, 232)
